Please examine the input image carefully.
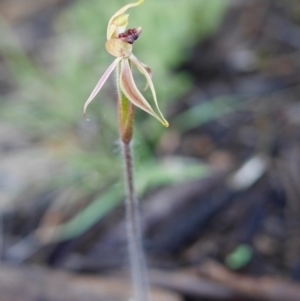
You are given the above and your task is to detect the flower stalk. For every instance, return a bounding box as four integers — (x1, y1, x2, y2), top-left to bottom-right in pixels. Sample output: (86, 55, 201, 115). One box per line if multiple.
(121, 138, 150, 301)
(83, 1, 169, 300)
(117, 69, 149, 300)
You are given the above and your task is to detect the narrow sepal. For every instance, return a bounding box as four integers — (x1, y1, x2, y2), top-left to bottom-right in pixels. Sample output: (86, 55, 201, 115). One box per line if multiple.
(130, 54, 152, 77)
(83, 57, 122, 119)
(120, 58, 169, 127)
(130, 54, 152, 90)
(130, 55, 169, 127)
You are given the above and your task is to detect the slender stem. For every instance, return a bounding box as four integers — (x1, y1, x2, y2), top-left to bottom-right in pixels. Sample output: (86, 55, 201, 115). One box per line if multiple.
(122, 141, 149, 301)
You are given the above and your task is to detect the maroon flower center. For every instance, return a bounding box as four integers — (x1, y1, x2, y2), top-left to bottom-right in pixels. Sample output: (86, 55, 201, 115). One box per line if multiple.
(118, 28, 141, 44)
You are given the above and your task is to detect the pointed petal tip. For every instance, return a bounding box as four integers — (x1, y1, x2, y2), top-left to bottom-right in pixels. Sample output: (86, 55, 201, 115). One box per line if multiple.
(83, 102, 91, 121)
(83, 110, 90, 121)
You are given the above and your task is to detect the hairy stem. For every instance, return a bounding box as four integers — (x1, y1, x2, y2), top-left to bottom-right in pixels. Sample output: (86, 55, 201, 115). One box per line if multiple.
(122, 141, 149, 301)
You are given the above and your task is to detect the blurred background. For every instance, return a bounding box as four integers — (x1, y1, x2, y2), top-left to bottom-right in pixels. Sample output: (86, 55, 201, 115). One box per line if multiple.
(1, 0, 300, 300)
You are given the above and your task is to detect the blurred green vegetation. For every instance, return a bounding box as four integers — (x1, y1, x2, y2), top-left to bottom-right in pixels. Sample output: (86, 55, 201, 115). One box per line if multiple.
(225, 244, 254, 270)
(0, 0, 230, 238)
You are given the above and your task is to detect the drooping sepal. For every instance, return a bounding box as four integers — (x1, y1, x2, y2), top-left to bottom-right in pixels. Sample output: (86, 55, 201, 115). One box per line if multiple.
(129, 55, 169, 127)
(83, 57, 122, 119)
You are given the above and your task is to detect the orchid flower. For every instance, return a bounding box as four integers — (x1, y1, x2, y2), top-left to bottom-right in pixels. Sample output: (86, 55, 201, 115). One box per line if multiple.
(83, 0, 169, 131)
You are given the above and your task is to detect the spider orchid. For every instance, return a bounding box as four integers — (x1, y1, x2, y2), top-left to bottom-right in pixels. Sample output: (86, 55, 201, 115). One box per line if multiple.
(83, 0, 169, 129)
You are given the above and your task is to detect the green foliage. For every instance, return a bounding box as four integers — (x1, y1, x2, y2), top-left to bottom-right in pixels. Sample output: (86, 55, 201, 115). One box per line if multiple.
(174, 95, 242, 132)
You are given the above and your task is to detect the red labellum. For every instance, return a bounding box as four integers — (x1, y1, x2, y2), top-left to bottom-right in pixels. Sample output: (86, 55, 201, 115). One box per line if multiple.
(118, 27, 142, 44)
